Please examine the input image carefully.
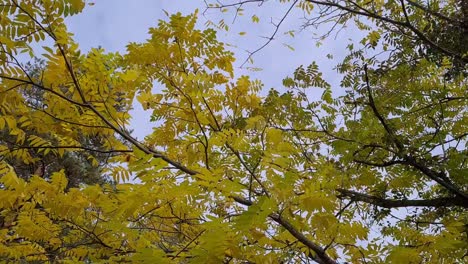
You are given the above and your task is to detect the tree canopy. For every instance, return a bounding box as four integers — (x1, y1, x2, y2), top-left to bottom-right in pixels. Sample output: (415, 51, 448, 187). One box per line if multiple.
(0, 0, 466, 263)
(0, 58, 113, 188)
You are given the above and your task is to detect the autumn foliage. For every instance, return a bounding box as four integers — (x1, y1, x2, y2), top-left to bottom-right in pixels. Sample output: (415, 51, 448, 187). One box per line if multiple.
(0, 0, 467, 263)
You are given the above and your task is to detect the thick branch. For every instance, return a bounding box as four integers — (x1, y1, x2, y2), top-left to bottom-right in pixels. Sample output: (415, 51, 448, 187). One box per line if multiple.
(229, 196, 337, 263)
(404, 156, 468, 201)
(269, 213, 337, 264)
(353, 158, 402, 167)
(363, 65, 468, 202)
(363, 65, 404, 151)
(231, 195, 253, 206)
(406, 0, 456, 23)
(337, 189, 467, 208)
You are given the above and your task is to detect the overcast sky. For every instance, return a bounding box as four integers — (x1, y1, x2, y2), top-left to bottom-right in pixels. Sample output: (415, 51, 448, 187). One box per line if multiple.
(65, 0, 361, 138)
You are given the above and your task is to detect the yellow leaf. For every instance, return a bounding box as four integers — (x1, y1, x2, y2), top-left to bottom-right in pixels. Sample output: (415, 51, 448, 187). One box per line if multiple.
(121, 70, 139, 82)
(51, 170, 68, 191)
(251, 15, 259, 23)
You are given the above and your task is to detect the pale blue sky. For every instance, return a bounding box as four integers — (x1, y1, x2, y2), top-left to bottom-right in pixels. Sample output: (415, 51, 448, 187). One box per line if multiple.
(65, 0, 361, 138)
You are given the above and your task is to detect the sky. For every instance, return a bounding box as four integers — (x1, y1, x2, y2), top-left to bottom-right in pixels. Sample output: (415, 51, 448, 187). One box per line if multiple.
(64, 0, 362, 139)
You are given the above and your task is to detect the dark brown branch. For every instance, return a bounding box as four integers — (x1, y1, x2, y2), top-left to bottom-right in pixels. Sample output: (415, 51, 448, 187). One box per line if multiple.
(305, 0, 468, 62)
(269, 213, 337, 264)
(363, 65, 404, 150)
(337, 243, 368, 264)
(231, 195, 253, 206)
(230, 195, 337, 263)
(0, 75, 89, 107)
(404, 96, 467, 116)
(337, 189, 467, 208)
(353, 158, 402, 167)
(363, 66, 468, 202)
(27, 105, 111, 129)
(62, 219, 115, 250)
(405, 0, 456, 23)
(404, 155, 468, 201)
(171, 230, 205, 260)
(225, 143, 270, 197)
(0, 82, 28, 94)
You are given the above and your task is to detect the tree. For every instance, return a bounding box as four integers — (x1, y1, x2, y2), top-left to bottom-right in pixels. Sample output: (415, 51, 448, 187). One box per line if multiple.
(0, 1, 466, 263)
(0, 58, 114, 188)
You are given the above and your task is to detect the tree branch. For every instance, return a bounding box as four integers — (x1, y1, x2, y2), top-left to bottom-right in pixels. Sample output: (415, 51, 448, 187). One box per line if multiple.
(363, 65, 468, 202)
(269, 213, 337, 264)
(337, 189, 467, 208)
(405, 0, 456, 23)
(305, 0, 468, 62)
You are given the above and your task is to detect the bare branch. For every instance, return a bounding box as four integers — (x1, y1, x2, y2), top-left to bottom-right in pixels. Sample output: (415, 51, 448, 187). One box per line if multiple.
(240, 0, 299, 67)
